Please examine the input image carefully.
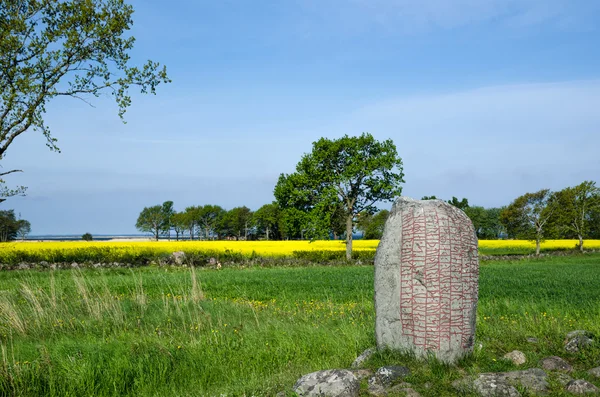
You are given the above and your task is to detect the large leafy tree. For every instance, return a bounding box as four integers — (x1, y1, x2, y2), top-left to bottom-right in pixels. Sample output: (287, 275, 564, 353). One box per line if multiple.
(552, 181, 600, 252)
(16, 218, 31, 241)
(0, 209, 18, 241)
(219, 206, 253, 240)
(500, 189, 557, 255)
(275, 133, 404, 260)
(0, 0, 170, 200)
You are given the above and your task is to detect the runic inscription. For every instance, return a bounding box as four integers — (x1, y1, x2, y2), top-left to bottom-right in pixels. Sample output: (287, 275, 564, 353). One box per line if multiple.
(374, 197, 479, 363)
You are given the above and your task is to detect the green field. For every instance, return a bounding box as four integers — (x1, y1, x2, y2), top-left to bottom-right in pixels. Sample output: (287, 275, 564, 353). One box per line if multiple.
(1, 255, 599, 396)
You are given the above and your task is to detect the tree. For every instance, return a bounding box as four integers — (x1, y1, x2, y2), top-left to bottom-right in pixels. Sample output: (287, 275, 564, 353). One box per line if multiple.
(82, 232, 93, 241)
(279, 208, 308, 240)
(500, 189, 557, 256)
(552, 181, 600, 252)
(0, 210, 18, 241)
(275, 133, 404, 259)
(172, 212, 188, 241)
(183, 206, 200, 240)
(197, 205, 225, 240)
(0, 0, 170, 200)
(253, 203, 281, 240)
(421, 195, 438, 200)
(135, 201, 173, 241)
(357, 209, 389, 240)
(161, 201, 175, 239)
(219, 206, 253, 240)
(447, 197, 469, 210)
(16, 219, 31, 240)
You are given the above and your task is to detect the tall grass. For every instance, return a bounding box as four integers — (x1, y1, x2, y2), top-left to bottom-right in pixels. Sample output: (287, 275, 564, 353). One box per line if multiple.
(0, 255, 599, 396)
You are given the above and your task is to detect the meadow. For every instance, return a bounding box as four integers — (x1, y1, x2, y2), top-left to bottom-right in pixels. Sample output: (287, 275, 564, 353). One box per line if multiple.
(1, 239, 599, 267)
(0, 254, 599, 396)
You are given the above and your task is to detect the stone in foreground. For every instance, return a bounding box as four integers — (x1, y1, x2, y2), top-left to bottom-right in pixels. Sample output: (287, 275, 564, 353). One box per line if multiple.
(503, 350, 526, 366)
(539, 356, 573, 372)
(564, 330, 594, 353)
(375, 197, 479, 363)
(588, 367, 600, 378)
(565, 379, 600, 394)
(294, 369, 359, 397)
(454, 369, 549, 396)
(351, 347, 376, 369)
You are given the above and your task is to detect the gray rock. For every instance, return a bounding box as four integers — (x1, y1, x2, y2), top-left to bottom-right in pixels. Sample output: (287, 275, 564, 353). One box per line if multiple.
(70, 262, 79, 268)
(369, 366, 411, 387)
(503, 350, 526, 365)
(17, 262, 30, 270)
(588, 367, 600, 378)
(540, 356, 573, 372)
(366, 384, 387, 397)
(565, 333, 594, 353)
(473, 376, 521, 397)
(93, 263, 102, 268)
(566, 330, 590, 340)
(454, 369, 549, 395)
(526, 337, 539, 344)
(351, 348, 376, 369)
(565, 379, 600, 394)
(39, 261, 49, 267)
(350, 369, 373, 381)
(294, 369, 359, 397)
(374, 197, 479, 364)
(172, 251, 186, 265)
(554, 372, 574, 386)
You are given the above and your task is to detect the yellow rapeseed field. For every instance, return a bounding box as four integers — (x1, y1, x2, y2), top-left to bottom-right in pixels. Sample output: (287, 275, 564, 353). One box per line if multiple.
(1, 239, 599, 265)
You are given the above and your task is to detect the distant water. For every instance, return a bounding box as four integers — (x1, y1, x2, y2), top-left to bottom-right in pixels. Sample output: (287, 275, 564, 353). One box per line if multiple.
(25, 234, 149, 241)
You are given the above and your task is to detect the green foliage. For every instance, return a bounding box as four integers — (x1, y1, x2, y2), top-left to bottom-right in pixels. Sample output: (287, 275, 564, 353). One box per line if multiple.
(463, 206, 505, 239)
(0, 209, 18, 241)
(135, 202, 174, 241)
(0, 0, 170, 199)
(16, 218, 31, 240)
(500, 189, 557, 255)
(357, 209, 389, 240)
(196, 205, 225, 240)
(421, 195, 438, 200)
(81, 232, 93, 241)
(274, 133, 404, 258)
(253, 203, 282, 240)
(171, 212, 188, 241)
(447, 196, 470, 210)
(0, 255, 600, 396)
(218, 206, 253, 240)
(551, 181, 600, 251)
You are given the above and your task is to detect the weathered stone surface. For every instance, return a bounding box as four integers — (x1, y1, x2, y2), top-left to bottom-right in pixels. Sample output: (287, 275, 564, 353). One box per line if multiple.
(554, 372, 574, 386)
(454, 369, 549, 395)
(171, 251, 186, 265)
(293, 369, 359, 397)
(350, 369, 374, 381)
(375, 197, 479, 363)
(565, 379, 600, 394)
(472, 376, 521, 397)
(526, 337, 539, 344)
(369, 366, 411, 387)
(539, 356, 573, 372)
(351, 347, 376, 369)
(564, 330, 594, 353)
(387, 386, 421, 397)
(503, 350, 527, 365)
(588, 367, 600, 378)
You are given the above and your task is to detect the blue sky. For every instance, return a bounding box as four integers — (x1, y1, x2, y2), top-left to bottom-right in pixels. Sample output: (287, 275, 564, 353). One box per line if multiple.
(5, 0, 600, 235)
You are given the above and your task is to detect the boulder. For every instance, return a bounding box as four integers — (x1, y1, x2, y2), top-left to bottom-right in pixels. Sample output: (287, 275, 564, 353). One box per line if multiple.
(454, 368, 549, 395)
(539, 356, 573, 372)
(172, 251, 186, 265)
(564, 330, 594, 353)
(565, 379, 600, 394)
(375, 197, 479, 363)
(588, 367, 600, 378)
(293, 369, 359, 397)
(503, 350, 526, 365)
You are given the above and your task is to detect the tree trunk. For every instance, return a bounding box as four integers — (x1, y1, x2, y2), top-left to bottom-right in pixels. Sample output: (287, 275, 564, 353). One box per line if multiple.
(154, 228, 159, 241)
(266, 226, 270, 241)
(535, 239, 541, 256)
(579, 235, 584, 252)
(346, 214, 353, 261)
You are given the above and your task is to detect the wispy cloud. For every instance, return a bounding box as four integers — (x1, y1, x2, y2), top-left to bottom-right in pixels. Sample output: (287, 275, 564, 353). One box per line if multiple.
(297, 0, 599, 34)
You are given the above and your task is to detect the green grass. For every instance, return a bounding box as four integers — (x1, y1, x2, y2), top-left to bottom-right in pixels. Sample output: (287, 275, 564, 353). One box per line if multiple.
(0, 255, 599, 396)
